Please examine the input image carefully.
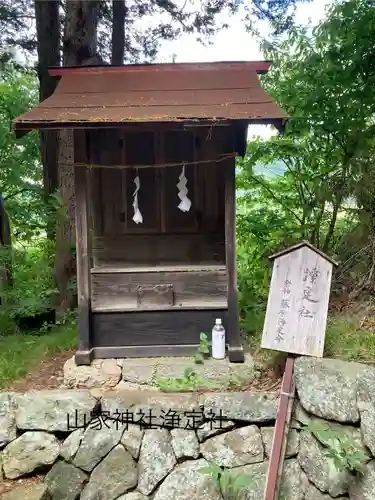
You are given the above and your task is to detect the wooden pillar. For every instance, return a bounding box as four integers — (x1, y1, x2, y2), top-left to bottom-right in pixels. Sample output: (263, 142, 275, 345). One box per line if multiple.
(224, 159, 244, 363)
(74, 164, 92, 365)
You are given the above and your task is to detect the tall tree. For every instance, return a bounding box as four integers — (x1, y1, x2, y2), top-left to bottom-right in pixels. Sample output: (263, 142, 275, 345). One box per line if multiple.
(238, 0, 375, 278)
(0, 0, 36, 62)
(54, 0, 100, 311)
(63, 0, 100, 64)
(111, 0, 126, 64)
(34, 0, 60, 239)
(0, 64, 44, 288)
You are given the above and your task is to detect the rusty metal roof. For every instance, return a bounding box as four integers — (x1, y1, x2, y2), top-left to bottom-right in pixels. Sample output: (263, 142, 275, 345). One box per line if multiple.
(13, 61, 287, 134)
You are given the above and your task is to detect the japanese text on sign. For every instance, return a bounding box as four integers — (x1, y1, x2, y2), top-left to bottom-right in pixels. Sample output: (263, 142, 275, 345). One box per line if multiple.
(66, 407, 226, 432)
(275, 279, 292, 343)
(299, 267, 320, 319)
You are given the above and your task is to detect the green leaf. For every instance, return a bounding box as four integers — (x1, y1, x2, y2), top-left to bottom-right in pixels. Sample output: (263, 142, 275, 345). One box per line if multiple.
(232, 474, 257, 490)
(199, 345, 210, 354)
(199, 467, 214, 475)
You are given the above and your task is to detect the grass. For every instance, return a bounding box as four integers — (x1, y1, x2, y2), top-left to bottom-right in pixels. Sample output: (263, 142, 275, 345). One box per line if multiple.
(324, 314, 375, 362)
(0, 315, 77, 389)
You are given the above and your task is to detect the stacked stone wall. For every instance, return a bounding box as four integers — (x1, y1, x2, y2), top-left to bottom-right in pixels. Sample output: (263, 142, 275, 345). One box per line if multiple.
(0, 357, 375, 499)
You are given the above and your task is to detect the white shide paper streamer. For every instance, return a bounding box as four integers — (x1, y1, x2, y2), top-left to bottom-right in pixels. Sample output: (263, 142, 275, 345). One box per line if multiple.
(132, 173, 143, 224)
(177, 164, 191, 212)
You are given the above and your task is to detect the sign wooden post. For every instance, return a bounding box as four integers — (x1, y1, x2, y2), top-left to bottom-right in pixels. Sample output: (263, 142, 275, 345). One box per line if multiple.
(262, 241, 338, 500)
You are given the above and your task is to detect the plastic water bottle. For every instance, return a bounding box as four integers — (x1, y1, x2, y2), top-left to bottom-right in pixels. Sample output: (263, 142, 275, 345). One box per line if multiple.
(212, 318, 226, 359)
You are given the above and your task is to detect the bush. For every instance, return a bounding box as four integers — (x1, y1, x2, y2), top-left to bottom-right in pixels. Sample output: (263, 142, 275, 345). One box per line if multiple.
(0, 238, 57, 333)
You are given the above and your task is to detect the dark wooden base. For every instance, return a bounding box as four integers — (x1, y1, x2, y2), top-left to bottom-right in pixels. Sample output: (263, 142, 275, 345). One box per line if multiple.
(95, 344, 200, 360)
(91, 309, 228, 347)
(75, 349, 93, 365)
(75, 309, 245, 366)
(228, 345, 245, 363)
(75, 343, 244, 365)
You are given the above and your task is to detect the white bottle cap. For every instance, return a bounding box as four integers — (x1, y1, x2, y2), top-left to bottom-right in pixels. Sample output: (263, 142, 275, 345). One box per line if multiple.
(215, 318, 222, 325)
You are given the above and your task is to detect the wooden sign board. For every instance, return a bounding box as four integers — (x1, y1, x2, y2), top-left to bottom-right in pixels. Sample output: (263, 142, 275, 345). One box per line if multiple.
(261, 241, 338, 358)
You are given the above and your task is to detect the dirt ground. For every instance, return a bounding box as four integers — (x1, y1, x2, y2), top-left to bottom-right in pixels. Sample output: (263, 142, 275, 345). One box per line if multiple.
(0, 474, 45, 496)
(6, 349, 75, 393)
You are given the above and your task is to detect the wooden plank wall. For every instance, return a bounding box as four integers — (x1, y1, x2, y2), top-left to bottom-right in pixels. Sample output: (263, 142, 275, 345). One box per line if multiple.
(85, 125, 232, 266)
(91, 269, 228, 312)
(93, 234, 225, 265)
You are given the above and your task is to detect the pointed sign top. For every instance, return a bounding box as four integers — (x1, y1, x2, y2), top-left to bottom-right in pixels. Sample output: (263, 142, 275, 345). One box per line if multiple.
(269, 240, 339, 267)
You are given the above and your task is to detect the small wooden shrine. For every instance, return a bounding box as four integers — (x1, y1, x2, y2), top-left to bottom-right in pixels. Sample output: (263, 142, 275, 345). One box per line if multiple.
(13, 61, 287, 364)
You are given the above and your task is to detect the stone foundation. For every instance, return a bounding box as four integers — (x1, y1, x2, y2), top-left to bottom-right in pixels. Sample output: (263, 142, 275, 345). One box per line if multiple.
(62, 353, 255, 390)
(1, 356, 375, 499)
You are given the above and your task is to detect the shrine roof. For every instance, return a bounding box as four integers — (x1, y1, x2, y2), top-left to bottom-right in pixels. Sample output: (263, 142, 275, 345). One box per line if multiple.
(13, 61, 287, 136)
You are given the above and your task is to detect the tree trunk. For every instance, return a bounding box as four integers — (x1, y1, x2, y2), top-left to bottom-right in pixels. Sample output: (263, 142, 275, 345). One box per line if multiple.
(322, 194, 342, 253)
(310, 200, 325, 248)
(54, 0, 99, 311)
(112, 0, 126, 65)
(0, 193, 12, 301)
(63, 0, 99, 65)
(368, 206, 375, 291)
(35, 0, 60, 240)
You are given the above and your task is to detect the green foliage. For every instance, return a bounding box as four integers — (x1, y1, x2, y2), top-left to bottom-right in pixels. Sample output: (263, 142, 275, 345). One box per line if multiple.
(199, 462, 258, 499)
(258, 0, 375, 255)
(0, 62, 62, 338)
(303, 421, 370, 474)
(0, 240, 57, 321)
(194, 332, 211, 364)
(156, 333, 213, 390)
(0, 62, 57, 242)
(155, 366, 216, 392)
